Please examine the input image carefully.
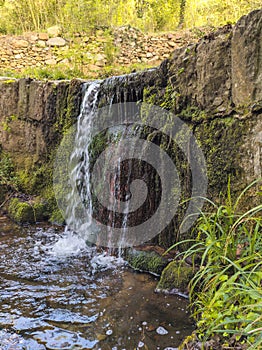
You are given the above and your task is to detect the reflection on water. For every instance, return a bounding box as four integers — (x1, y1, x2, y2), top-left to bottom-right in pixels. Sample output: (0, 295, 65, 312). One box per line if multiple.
(0, 217, 194, 349)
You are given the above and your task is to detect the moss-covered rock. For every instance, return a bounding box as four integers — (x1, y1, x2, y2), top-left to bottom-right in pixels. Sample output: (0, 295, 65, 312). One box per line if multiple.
(156, 260, 195, 294)
(8, 198, 34, 223)
(8, 197, 48, 224)
(49, 208, 65, 225)
(125, 249, 168, 275)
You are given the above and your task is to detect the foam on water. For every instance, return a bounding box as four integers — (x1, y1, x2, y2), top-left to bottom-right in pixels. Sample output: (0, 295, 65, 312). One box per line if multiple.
(49, 231, 88, 257)
(90, 252, 126, 273)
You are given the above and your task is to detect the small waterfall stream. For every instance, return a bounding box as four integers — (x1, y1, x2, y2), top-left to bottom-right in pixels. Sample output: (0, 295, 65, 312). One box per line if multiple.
(53, 77, 151, 253)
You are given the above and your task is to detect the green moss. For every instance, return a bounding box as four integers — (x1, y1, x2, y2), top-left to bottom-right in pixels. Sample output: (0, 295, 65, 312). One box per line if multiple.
(17, 162, 52, 195)
(49, 208, 65, 225)
(195, 116, 245, 197)
(8, 198, 35, 223)
(178, 106, 209, 123)
(0, 150, 19, 190)
(125, 249, 168, 275)
(143, 83, 179, 111)
(1, 115, 18, 132)
(8, 197, 49, 224)
(33, 199, 49, 221)
(156, 260, 195, 293)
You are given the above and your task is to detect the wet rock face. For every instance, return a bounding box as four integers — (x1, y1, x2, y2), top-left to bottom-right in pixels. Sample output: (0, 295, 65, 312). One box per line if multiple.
(0, 78, 83, 166)
(232, 9, 262, 106)
(165, 25, 233, 114)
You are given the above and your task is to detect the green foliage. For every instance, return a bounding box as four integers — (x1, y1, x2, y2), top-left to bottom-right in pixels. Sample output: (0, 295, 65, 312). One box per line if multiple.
(167, 179, 262, 348)
(0, 62, 153, 81)
(13, 65, 85, 80)
(0, 0, 62, 33)
(0, 0, 260, 35)
(185, 0, 262, 28)
(0, 150, 19, 190)
(103, 29, 119, 65)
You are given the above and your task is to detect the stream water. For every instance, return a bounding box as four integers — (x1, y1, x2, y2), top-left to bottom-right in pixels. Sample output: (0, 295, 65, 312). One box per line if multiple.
(0, 217, 194, 350)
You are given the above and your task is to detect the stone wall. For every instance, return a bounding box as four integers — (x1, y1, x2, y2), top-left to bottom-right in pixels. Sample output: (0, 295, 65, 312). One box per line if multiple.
(0, 25, 211, 72)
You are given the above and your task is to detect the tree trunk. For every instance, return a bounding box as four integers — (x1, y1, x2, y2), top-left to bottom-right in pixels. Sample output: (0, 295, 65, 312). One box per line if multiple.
(178, 0, 186, 28)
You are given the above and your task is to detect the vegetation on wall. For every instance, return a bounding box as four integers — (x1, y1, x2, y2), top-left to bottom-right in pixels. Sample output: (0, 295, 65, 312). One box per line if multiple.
(0, 0, 260, 34)
(0, 148, 18, 191)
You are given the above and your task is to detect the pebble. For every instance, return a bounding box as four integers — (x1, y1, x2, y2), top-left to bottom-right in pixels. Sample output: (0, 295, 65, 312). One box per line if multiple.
(156, 326, 169, 335)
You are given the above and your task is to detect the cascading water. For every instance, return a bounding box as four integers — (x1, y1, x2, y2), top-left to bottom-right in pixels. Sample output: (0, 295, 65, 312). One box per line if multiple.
(53, 77, 147, 254)
(52, 81, 103, 257)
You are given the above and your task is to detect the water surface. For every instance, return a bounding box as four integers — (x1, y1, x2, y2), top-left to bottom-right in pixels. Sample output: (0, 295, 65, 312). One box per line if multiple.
(0, 217, 194, 350)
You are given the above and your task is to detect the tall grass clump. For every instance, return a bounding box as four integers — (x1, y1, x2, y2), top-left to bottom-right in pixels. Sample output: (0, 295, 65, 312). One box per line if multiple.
(169, 179, 262, 349)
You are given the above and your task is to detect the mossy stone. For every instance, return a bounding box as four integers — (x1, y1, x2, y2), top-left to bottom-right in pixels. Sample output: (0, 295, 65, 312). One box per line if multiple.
(33, 200, 49, 221)
(8, 198, 35, 223)
(125, 249, 168, 275)
(8, 197, 48, 224)
(156, 260, 195, 293)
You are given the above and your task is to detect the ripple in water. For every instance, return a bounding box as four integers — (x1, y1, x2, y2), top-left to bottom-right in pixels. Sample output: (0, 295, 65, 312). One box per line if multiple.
(0, 218, 194, 349)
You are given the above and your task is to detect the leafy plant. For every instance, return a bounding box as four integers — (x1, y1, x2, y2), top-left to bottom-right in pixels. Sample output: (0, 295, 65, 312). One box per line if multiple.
(168, 179, 262, 348)
(0, 151, 19, 190)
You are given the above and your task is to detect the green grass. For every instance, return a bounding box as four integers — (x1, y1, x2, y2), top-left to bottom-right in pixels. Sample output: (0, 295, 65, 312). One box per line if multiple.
(168, 179, 262, 349)
(0, 62, 154, 81)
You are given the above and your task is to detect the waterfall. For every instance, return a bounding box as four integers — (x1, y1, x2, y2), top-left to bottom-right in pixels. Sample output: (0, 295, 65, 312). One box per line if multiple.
(66, 81, 101, 235)
(53, 77, 138, 255)
(52, 71, 207, 257)
(52, 81, 103, 256)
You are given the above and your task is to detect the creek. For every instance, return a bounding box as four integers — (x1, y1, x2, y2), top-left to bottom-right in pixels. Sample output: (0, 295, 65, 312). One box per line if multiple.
(0, 217, 194, 350)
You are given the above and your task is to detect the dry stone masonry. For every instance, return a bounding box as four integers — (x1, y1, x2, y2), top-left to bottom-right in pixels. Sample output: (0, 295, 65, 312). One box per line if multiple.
(0, 25, 212, 72)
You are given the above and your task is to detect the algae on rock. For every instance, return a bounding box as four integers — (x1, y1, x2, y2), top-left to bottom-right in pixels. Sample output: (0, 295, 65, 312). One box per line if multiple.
(8, 197, 48, 224)
(125, 249, 168, 275)
(156, 260, 195, 294)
